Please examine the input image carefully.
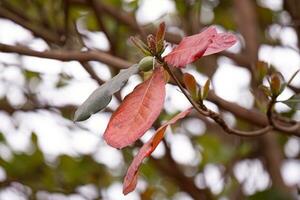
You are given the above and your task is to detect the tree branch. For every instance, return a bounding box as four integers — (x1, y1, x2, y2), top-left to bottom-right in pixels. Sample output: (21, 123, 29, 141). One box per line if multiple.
(0, 6, 61, 44)
(2, 41, 297, 136)
(161, 61, 272, 137)
(0, 43, 131, 69)
(87, 0, 117, 53)
(80, 62, 104, 85)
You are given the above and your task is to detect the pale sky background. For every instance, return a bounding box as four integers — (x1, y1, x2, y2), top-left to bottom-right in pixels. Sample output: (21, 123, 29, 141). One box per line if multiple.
(0, 0, 300, 199)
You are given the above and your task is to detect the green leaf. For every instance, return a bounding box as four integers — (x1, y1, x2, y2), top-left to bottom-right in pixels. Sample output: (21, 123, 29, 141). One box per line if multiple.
(24, 70, 40, 80)
(74, 64, 139, 121)
(130, 36, 151, 56)
(282, 94, 300, 110)
(201, 79, 210, 100)
(0, 132, 5, 142)
(248, 188, 293, 200)
(86, 13, 99, 31)
(255, 61, 268, 82)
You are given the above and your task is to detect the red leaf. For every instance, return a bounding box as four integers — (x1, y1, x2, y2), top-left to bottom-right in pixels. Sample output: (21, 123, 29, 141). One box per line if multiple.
(103, 67, 166, 149)
(203, 33, 237, 56)
(164, 26, 237, 67)
(123, 108, 192, 195)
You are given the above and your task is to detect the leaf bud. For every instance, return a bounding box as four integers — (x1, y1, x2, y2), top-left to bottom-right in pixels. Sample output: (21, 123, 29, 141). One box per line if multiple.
(139, 56, 154, 72)
(270, 73, 284, 97)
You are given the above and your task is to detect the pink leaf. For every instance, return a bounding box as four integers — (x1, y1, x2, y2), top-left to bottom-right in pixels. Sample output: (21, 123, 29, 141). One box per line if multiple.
(203, 33, 237, 56)
(164, 26, 237, 67)
(103, 67, 166, 149)
(123, 108, 192, 195)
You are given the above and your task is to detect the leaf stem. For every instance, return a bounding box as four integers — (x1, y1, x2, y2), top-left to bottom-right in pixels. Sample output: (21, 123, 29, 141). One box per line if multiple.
(159, 58, 271, 137)
(267, 96, 300, 135)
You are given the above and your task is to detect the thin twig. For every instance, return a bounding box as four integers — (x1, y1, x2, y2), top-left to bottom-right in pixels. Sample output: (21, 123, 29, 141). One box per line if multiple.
(267, 98, 300, 135)
(159, 59, 271, 137)
(87, 0, 117, 53)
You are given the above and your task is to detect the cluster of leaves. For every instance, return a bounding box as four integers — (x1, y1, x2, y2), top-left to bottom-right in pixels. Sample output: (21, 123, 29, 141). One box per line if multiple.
(255, 61, 300, 110)
(74, 22, 237, 194)
(183, 72, 211, 103)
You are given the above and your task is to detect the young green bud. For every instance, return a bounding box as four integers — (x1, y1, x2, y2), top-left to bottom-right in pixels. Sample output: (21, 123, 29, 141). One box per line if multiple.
(138, 56, 154, 72)
(201, 79, 210, 100)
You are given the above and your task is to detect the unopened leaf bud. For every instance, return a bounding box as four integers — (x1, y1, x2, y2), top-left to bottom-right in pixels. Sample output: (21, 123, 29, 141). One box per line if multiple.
(139, 56, 154, 72)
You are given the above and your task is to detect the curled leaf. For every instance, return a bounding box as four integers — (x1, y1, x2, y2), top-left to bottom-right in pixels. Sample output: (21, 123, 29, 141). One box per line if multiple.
(104, 67, 166, 149)
(147, 34, 156, 54)
(164, 26, 237, 67)
(270, 73, 284, 97)
(74, 64, 139, 121)
(203, 32, 237, 56)
(156, 22, 166, 54)
(164, 36, 211, 67)
(255, 61, 269, 83)
(183, 73, 198, 99)
(201, 79, 210, 100)
(123, 108, 192, 195)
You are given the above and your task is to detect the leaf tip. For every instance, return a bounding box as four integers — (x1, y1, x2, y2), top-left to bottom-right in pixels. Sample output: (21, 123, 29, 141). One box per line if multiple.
(73, 108, 90, 122)
(123, 171, 139, 195)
